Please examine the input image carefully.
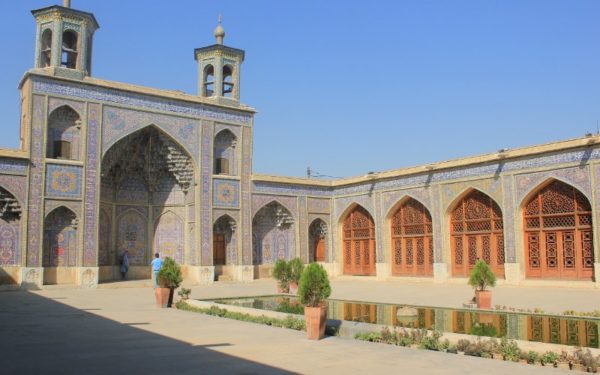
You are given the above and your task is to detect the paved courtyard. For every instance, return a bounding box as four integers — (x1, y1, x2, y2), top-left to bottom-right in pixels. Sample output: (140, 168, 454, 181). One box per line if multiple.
(2, 279, 597, 374)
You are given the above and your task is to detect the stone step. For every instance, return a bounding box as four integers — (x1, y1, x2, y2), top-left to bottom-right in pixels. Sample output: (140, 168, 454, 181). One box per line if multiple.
(217, 274, 233, 282)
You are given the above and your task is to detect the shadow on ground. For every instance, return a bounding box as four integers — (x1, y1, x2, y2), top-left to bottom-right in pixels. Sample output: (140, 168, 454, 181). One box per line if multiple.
(0, 290, 292, 374)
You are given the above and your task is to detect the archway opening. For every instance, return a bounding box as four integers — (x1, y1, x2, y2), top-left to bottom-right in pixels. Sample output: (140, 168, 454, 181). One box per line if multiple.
(252, 202, 295, 278)
(342, 205, 376, 276)
(99, 126, 195, 281)
(391, 198, 433, 277)
(43, 206, 78, 285)
(309, 219, 328, 262)
(523, 180, 594, 280)
(450, 190, 505, 278)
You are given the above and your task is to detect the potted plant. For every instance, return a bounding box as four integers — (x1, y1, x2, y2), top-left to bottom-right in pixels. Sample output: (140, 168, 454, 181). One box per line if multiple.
(288, 257, 304, 294)
(468, 260, 496, 309)
(156, 257, 183, 308)
(299, 262, 331, 340)
(272, 259, 290, 293)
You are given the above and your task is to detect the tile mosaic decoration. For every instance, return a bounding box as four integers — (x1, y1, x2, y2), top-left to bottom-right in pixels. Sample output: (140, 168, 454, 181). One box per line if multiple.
(381, 188, 432, 219)
(187, 223, 196, 265)
(215, 123, 241, 139)
(502, 175, 516, 262)
(252, 205, 295, 264)
(102, 106, 200, 163)
(200, 123, 213, 266)
(514, 166, 591, 205)
(98, 205, 112, 266)
(0, 175, 27, 205)
(374, 192, 384, 262)
(154, 211, 184, 265)
(83, 103, 100, 266)
(48, 97, 85, 118)
(307, 197, 330, 213)
(44, 200, 81, 218)
(241, 126, 253, 264)
(252, 194, 297, 218)
(0, 217, 20, 266)
(432, 186, 443, 262)
(298, 196, 308, 262)
(45, 164, 83, 198)
(441, 178, 503, 210)
(0, 158, 28, 175)
(213, 179, 240, 208)
(33, 78, 252, 125)
(333, 195, 375, 223)
(117, 209, 147, 266)
(252, 181, 332, 197)
(26, 95, 46, 267)
(116, 205, 148, 219)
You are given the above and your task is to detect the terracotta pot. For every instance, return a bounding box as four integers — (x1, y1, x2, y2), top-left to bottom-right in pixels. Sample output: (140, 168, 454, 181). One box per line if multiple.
(155, 287, 170, 308)
(304, 305, 327, 340)
(289, 281, 298, 295)
(475, 290, 492, 309)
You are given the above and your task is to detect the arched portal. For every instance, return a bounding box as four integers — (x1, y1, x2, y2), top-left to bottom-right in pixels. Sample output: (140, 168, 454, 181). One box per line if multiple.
(100, 126, 195, 280)
(309, 219, 328, 262)
(523, 180, 594, 280)
(213, 215, 236, 266)
(0, 186, 21, 267)
(252, 201, 295, 266)
(43, 207, 78, 285)
(342, 205, 376, 276)
(450, 190, 504, 277)
(390, 198, 433, 277)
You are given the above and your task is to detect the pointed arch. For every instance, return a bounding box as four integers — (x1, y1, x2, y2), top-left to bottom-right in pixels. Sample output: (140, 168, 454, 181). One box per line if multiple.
(0, 186, 22, 266)
(252, 201, 295, 265)
(253, 199, 296, 221)
(43, 206, 78, 267)
(449, 188, 505, 277)
(213, 214, 237, 266)
(309, 218, 328, 262)
(153, 211, 184, 265)
(341, 204, 376, 276)
(214, 129, 237, 176)
(46, 105, 81, 160)
(337, 201, 375, 225)
(389, 197, 433, 277)
(522, 179, 594, 280)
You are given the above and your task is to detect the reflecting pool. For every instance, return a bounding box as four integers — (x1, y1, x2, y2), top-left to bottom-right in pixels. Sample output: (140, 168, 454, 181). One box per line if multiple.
(209, 296, 600, 348)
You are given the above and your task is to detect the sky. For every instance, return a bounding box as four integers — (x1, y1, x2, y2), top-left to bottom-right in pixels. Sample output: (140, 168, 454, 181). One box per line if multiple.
(0, 1, 599, 178)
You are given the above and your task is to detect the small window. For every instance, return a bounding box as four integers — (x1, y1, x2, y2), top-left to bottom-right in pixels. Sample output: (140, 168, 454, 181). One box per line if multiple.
(40, 29, 52, 68)
(53, 140, 71, 159)
(204, 65, 214, 96)
(223, 65, 234, 97)
(61, 31, 78, 69)
(215, 158, 229, 175)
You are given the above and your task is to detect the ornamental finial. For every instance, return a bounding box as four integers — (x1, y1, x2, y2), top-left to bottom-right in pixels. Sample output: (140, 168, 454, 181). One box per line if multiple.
(214, 15, 225, 44)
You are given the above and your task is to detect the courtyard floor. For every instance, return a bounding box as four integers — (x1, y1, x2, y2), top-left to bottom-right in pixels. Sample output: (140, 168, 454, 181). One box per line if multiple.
(2, 279, 597, 374)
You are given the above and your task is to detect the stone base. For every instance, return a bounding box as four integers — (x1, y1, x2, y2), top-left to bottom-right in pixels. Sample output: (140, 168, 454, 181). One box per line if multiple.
(594, 263, 600, 288)
(20, 267, 43, 289)
(0, 266, 21, 286)
(184, 266, 215, 285)
(76, 267, 99, 288)
(375, 263, 390, 280)
(433, 263, 449, 283)
(504, 263, 522, 285)
(233, 265, 254, 282)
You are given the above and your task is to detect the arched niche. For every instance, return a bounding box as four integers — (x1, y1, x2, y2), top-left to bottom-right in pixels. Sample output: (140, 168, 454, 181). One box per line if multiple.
(43, 206, 78, 267)
(308, 218, 328, 262)
(214, 129, 237, 176)
(46, 106, 81, 160)
(341, 204, 376, 276)
(252, 201, 295, 265)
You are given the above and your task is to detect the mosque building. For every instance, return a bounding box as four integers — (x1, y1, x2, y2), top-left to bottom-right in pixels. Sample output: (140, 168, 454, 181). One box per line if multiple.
(1, 1, 598, 288)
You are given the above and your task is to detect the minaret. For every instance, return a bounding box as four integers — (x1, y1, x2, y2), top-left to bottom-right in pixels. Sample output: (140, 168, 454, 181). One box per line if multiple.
(195, 17, 245, 104)
(31, 0, 100, 79)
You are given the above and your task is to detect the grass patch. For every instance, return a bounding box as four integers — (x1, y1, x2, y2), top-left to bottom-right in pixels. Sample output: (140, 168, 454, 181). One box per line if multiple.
(176, 301, 306, 331)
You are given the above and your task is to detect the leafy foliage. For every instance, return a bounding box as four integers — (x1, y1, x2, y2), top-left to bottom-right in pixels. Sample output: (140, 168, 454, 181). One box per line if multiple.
(298, 262, 331, 307)
(157, 257, 183, 289)
(468, 260, 496, 291)
(288, 258, 305, 284)
(272, 259, 290, 289)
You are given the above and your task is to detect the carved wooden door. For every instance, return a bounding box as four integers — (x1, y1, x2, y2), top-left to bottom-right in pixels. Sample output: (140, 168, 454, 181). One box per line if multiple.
(391, 199, 433, 276)
(451, 191, 505, 277)
(213, 233, 226, 265)
(343, 206, 376, 276)
(524, 181, 594, 280)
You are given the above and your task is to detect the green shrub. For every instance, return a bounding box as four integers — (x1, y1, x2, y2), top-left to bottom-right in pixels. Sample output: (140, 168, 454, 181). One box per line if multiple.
(456, 339, 470, 352)
(288, 258, 305, 284)
(298, 262, 331, 307)
(470, 323, 498, 337)
(526, 351, 539, 364)
(541, 351, 558, 366)
(419, 331, 442, 350)
(273, 259, 290, 290)
(157, 257, 183, 289)
(468, 260, 496, 291)
(177, 287, 191, 300)
(499, 337, 520, 362)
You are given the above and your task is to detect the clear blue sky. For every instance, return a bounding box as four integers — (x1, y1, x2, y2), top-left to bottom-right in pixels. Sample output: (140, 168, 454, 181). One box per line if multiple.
(1, 1, 599, 178)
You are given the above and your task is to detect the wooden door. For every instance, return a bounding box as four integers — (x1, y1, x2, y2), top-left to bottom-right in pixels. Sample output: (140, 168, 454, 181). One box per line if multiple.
(391, 199, 433, 276)
(213, 233, 226, 265)
(315, 237, 325, 262)
(343, 206, 376, 276)
(524, 180, 594, 280)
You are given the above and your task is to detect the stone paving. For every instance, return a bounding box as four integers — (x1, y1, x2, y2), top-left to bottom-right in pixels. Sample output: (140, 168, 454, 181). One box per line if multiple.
(2, 279, 597, 374)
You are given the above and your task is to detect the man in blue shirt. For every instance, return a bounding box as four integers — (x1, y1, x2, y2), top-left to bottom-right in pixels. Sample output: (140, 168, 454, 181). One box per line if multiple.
(151, 253, 163, 288)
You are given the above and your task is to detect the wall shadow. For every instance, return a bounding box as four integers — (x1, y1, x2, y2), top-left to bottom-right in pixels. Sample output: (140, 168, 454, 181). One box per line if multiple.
(0, 291, 293, 374)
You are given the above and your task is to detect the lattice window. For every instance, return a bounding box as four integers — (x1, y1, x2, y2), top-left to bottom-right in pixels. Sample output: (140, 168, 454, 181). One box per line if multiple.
(394, 240, 401, 265)
(468, 236, 477, 265)
(391, 198, 433, 274)
(550, 318, 561, 344)
(567, 320, 579, 346)
(563, 232, 575, 268)
(586, 322, 599, 348)
(406, 239, 413, 265)
(429, 239, 434, 264)
(455, 237, 463, 265)
(344, 241, 351, 265)
(531, 317, 543, 342)
(582, 231, 594, 268)
(482, 235, 491, 263)
(546, 232, 558, 268)
(528, 233, 540, 268)
(497, 235, 505, 264)
(354, 241, 361, 265)
(417, 238, 424, 265)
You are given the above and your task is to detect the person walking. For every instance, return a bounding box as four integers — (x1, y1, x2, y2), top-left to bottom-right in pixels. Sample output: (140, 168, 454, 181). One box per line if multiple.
(120, 250, 129, 280)
(151, 253, 163, 288)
